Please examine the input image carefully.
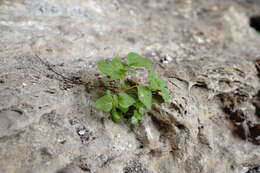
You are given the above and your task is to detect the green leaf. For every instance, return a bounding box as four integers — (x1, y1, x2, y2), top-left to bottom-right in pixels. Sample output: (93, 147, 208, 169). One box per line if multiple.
(126, 52, 152, 68)
(97, 56, 125, 79)
(112, 95, 119, 108)
(127, 92, 138, 100)
(137, 86, 152, 110)
(134, 110, 142, 120)
(133, 101, 143, 108)
(111, 56, 124, 69)
(130, 110, 142, 125)
(118, 93, 135, 109)
(133, 101, 145, 115)
(122, 64, 135, 73)
(148, 70, 171, 102)
(160, 88, 171, 102)
(138, 107, 145, 115)
(130, 116, 139, 125)
(94, 91, 113, 112)
(118, 105, 129, 113)
(148, 70, 166, 91)
(111, 109, 123, 123)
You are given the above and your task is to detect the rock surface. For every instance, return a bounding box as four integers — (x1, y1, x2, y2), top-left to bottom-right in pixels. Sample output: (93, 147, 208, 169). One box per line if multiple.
(0, 0, 260, 173)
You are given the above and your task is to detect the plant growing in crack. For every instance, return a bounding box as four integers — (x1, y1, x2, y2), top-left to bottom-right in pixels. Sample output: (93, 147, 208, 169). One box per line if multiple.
(35, 52, 171, 125)
(94, 52, 171, 125)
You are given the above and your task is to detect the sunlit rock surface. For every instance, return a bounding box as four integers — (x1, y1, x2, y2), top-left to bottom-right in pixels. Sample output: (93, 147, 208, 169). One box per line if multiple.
(0, 0, 260, 172)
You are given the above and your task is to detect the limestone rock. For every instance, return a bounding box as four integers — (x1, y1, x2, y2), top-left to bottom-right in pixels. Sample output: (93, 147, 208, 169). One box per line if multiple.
(0, 0, 260, 173)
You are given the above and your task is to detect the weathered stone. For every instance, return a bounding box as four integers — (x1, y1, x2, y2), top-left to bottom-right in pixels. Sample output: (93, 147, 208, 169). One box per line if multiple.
(0, 0, 260, 173)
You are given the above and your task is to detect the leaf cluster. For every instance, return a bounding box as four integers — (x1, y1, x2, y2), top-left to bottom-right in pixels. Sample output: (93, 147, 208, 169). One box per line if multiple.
(94, 52, 171, 125)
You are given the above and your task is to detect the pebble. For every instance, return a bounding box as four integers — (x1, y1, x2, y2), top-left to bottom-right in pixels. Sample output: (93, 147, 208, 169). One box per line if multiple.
(160, 54, 173, 64)
(163, 60, 169, 64)
(165, 54, 173, 61)
(78, 129, 86, 136)
(194, 35, 205, 44)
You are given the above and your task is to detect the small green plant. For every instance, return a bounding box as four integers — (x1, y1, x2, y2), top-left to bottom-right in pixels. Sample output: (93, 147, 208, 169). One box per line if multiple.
(94, 52, 171, 125)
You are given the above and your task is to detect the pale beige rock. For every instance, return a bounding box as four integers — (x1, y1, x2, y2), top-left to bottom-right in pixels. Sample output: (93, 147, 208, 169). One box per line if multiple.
(0, 0, 260, 173)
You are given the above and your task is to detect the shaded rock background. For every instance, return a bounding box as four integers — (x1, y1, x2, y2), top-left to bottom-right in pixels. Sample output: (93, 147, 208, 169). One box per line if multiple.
(0, 0, 260, 173)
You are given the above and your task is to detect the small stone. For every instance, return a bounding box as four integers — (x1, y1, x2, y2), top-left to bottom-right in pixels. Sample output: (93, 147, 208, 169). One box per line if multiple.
(165, 54, 173, 62)
(78, 129, 86, 136)
(194, 35, 205, 44)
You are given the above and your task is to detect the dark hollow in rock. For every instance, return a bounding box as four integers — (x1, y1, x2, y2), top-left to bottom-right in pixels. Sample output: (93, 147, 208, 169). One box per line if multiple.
(253, 90, 260, 118)
(246, 165, 260, 173)
(249, 124, 260, 139)
(250, 16, 260, 32)
(76, 126, 95, 144)
(255, 59, 260, 74)
(219, 91, 260, 145)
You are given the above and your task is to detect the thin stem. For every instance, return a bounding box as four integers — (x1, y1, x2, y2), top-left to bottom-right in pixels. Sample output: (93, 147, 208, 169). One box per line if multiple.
(35, 54, 117, 91)
(35, 54, 90, 86)
(122, 85, 138, 92)
(119, 78, 125, 89)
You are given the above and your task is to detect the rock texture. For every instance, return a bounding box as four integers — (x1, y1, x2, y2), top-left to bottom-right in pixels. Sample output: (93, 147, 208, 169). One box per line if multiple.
(0, 0, 260, 173)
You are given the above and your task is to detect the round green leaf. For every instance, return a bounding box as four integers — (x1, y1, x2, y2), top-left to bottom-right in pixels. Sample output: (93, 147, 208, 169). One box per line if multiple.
(112, 95, 119, 108)
(148, 70, 166, 91)
(130, 116, 139, 125)
(137, 86, 152, 110)
(118, 93, 135, 109)
(138, 107, 145, 115)
(126, 52, 152, 68)
(118, 105, 129, 113)
(111, 109, 123, 123)
(160, 87, 171, 102)
(97, 57, 125, 79)
(130, 110, 142, 125)
(94, 92, 113, 112)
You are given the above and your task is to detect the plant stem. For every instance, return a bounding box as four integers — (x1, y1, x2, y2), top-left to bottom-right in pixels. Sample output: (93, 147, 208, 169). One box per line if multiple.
(122, 85, 137, 92)
(35, 54, 118, 91)
(120, 78, 125, 89)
